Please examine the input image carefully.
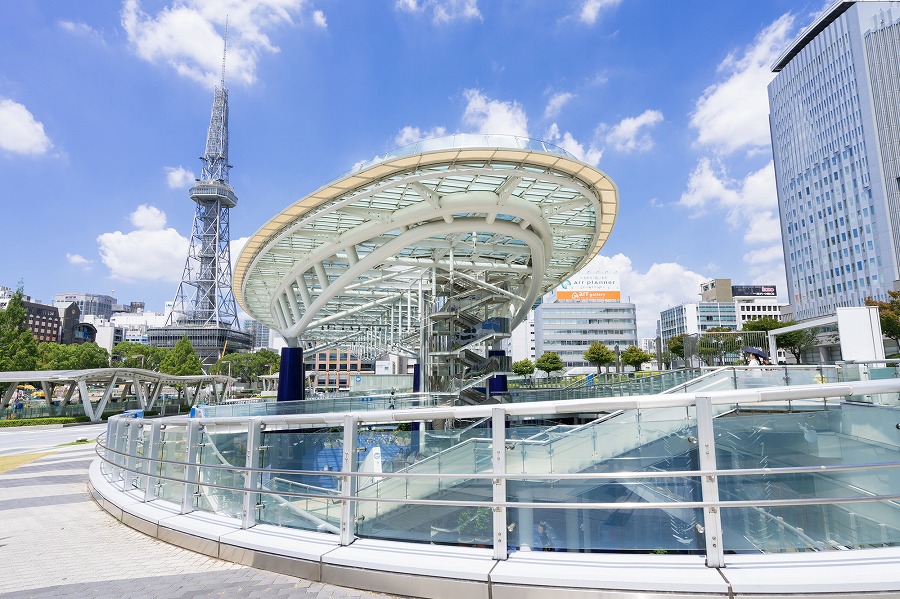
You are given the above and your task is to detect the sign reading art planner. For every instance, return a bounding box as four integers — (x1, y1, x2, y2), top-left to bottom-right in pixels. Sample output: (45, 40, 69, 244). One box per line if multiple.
(556, 271, 621, 301)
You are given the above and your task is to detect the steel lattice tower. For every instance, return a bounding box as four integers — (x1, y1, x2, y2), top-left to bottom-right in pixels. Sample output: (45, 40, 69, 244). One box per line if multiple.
(168, 51, 240, 330)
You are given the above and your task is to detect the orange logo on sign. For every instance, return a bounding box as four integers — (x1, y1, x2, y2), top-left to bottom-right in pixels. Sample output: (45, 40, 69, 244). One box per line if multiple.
(556, 290, 621, 301)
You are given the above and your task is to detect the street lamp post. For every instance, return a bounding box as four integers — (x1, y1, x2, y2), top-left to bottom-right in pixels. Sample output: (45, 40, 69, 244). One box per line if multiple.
(615, 343, 620, 375)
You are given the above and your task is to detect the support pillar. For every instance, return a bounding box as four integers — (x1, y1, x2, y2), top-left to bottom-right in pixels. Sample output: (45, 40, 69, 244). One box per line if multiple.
(277, 347, 306, 402)
(488, 350, 508, 396)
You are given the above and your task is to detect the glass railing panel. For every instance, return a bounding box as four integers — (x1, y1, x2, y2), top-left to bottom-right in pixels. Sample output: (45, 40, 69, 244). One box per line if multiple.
(505, 409, 703, 553)
(714, 405, 900, 552)
(356, 421, 493, 545)
(196, 428, 246, 518)
(129, 422, 151, 492)
(857, 367, 900, 405)
(256, 428, 343, 533)
(155, 425, 186, 503)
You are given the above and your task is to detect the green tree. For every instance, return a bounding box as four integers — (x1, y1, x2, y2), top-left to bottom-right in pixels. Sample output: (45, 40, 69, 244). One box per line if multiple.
(535, 352, 565, 377)
(741, 316, 786, 333)
(698, 327, 735, 366)
(776, 323, 820, 364)
(667, 334, 687, 361)
(211, 349, 280, 382)
(112, 341, 169, 370)
(511, 358, 535, 376)
(41, 342, 108, 371)
(621, 345, 653, 370)
(866, 291, 900, 345)
(583, 342, 615, 373)
(38, 342, 75, 370)
(0, 287, 39, 372)
(72, 342, 110, 369)
(159, 336, 203, 376)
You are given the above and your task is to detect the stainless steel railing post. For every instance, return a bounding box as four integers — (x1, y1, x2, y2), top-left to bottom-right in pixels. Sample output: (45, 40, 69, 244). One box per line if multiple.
(143, 420, 162, 502)
(242, 417, 263, 529)
(696, 395, 725, 567)
(340, 414, 359, 545)
(181, 419, 202, 514)
(491, 406, 508, 560)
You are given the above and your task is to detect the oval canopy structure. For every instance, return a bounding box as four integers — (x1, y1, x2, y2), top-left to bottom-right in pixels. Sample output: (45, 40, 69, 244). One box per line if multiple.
(235, 134, 618, 372)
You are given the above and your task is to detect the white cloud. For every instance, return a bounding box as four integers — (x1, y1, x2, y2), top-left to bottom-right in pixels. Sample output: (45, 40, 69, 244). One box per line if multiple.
(130, 204, 168, 230)
(579, 253, 708, 339)
(165, 165, 196, 188)
(690, 14, 794, 154)
(66, 253, 93, 270)
(744, 245, 788, 293)
(312, 9, 327, 28)
(120, 0, 306, 88)
(544, 92, 575, 119)
(97, 206, 189, 283)
(394, 125, 448, 146)
(544, 123, 602, 166)
(231, 236, 249, 272)
(605, 109, 663, 153)
(680, 158, 781, 246)
(461, 89, 528, 137)
(0, 98, 53, 156)
(578, 0, 622, 25)
(396, 0, 481, 23)
(58, 20, 105, 43)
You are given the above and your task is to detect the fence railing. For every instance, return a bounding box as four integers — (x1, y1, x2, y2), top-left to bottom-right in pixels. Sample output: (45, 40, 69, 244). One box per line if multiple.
(98, 376, 900, 567)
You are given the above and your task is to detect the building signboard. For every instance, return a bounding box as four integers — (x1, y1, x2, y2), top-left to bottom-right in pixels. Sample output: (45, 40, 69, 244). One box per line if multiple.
(732, 285, 776, 297)
(556, 271, 621, 301)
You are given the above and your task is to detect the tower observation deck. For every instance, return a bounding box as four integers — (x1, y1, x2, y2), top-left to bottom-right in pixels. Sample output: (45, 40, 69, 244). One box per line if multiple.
(148, 44, 252, 363)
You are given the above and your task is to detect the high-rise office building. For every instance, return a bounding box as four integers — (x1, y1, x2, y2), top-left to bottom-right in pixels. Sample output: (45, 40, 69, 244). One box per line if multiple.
(54, 292, 116, 320)
(769, 0, 900, 321)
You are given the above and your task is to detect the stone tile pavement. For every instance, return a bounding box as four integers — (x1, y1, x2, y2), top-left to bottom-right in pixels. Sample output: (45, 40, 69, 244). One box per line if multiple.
(0, 444, 406, 598)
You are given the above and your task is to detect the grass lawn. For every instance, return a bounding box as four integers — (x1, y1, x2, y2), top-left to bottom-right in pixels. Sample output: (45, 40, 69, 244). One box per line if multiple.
(0, 452, 52, 474)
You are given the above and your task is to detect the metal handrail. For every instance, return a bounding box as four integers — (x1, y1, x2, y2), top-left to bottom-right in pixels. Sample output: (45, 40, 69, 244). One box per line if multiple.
(97, 376, 900, 565)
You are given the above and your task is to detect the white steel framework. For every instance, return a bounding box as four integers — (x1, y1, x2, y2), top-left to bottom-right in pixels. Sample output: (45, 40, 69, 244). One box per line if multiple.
(168, 53, 240, 330)
(236, 134, 618, 383)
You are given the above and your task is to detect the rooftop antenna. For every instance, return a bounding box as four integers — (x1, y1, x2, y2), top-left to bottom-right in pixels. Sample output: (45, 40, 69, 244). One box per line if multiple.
(221, 16, 228, 88)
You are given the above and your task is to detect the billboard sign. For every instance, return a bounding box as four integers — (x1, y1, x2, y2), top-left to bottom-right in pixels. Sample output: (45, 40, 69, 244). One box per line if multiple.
(731, 285, 776, 297)
(556, 271, 621, 301)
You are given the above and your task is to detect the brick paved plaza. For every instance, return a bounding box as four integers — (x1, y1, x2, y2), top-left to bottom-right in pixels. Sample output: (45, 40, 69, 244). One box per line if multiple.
(0, 443, 404, 599)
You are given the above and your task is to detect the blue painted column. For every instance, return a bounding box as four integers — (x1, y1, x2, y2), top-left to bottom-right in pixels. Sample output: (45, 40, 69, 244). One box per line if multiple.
(411, 362, 421, 454)
(277, 347, 306, 402)
(488, 350, 508, 395)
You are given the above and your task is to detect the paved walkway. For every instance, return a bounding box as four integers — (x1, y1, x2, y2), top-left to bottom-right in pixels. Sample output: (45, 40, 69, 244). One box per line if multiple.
(0, 444, 404, 598)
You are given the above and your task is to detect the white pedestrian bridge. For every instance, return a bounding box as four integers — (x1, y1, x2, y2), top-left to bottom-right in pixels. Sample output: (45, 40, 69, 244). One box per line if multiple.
(91, 364, 900, 598)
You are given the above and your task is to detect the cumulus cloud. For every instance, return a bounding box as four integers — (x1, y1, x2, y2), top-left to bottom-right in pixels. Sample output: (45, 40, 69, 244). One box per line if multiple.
(120, 0, 307, 88)
(544, 91, 575, 119)
(312, 9, 327, 28)
(396, 0, 481, 23)
(690, 14, 794, 154)
(97, 205, 188, 282)
(578, 0, 622, 25)
(230, 236, 249, 272)
(394, 125, 448, 146)
(0, 98, 53, 156)
(605, 109, 663, 153)
(165, 165, 196, 188)
(579, 253, 708, 339)
(744, 245, 788, 292)
(58, 20, 105, 43)
(461, 89, 528, 137)
(130, 204, 168, 230)
(66, 253, 93, 270)
(544, 123, 602, 166)
(680, 158, 782, 247)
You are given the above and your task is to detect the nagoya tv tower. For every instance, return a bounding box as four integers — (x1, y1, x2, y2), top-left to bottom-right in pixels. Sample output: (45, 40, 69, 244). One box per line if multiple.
(151, 31, 252, 363)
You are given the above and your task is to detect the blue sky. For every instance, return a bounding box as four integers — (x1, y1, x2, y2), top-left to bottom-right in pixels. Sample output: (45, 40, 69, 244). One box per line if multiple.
(0, 0, 828, 339)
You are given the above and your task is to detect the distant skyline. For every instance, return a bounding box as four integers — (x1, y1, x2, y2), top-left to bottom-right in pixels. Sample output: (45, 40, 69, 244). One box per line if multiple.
(0, 0, 829, 338)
